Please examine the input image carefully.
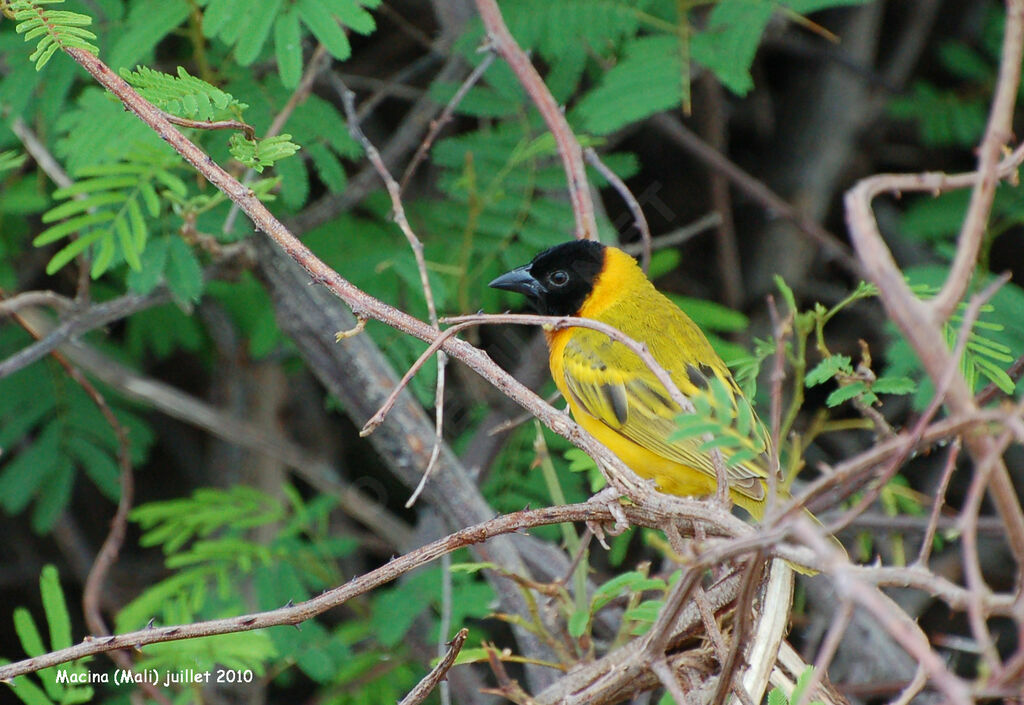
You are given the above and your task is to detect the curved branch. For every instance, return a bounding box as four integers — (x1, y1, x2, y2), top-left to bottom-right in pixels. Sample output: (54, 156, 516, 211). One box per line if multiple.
(471, 0, 598, 240)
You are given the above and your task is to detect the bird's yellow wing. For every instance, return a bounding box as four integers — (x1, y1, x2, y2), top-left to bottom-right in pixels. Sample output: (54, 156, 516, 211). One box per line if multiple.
(560, 329, 768, 500)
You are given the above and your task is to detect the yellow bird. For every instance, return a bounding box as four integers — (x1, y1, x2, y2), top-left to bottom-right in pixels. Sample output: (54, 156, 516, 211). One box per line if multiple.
(489, 240, 778, 520)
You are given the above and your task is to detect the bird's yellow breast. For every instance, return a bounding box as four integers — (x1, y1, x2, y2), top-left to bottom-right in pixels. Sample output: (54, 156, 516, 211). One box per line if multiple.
(544, 246, 765, 518)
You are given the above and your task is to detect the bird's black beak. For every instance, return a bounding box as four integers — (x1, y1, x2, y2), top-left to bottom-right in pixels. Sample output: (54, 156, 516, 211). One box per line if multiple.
(488, 265, 542, 298)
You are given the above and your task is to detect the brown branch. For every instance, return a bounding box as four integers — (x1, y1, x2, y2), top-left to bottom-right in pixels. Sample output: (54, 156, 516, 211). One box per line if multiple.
(584, 147, 652, 273)
(0, 297, 169, 704)
(338, 79, 449, 506)
(827, 273, 1011, 534)
(796, 526, 973, 704)
(160, 111, 255, 141)
(914, 438, 961, 567)
(0, 499, 757, 681)
(400, 46, 496, 193)
(843, 39, 1024, 568)
(472, 0, 598, 240)
(931, 0, 1024, 321)
(399, 628, 469, 705)
(57, 47, 656, 514)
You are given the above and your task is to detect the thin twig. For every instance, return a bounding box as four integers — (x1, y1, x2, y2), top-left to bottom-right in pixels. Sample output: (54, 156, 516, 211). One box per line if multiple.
(339, 79, 449, 507)
(650, 659, 689, 705)
(361, 313, 696, 439)
(160, 111, 255, 140)
(619, 213, 723, 257)
(399, 628, 468, 705)
(796, 600, 853, 705)
(584, 147, 652, 273)
(931, 0, 1024, 321)
(0, 290, 73, 316)
(710, 555, 765, 705)
(400, 46, 496, 193)
(827, 272, 1011, 535)
(958, 423, 1018, 673)
(914, 438, 961, 567)
(651, 113, 860, 276)
(887, 665, 928, 705)
(223, 44, 330, 234)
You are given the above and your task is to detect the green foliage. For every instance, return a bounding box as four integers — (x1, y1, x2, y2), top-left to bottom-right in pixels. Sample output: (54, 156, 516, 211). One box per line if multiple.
(121, 65, 248, 121)
(54, 87, 172, 173)
(9, 0, 98, 69)
(805, 354, 917, 408)
(199, 0, 381, 86)
(119, 485, 357, 675)
(122, 484, 482, 697)
(561, 0, 870, 134)
(3, 565, 93, 705)
(228, 132, 300, 173)
(885, 267, 1024, 408)
(888, 81, 987, 147)
(0, 327, 154, 531)
(669, 375, 771, 470)
(887, 5, 1004, 148)
(106, 0, 191, 71)
(0, 149, 26, 173)
(567, 568, 670, 640)
(34, 152, 187, 277)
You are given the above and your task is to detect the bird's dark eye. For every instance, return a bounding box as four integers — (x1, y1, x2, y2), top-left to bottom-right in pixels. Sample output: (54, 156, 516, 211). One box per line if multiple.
(548, 270, 570, 287)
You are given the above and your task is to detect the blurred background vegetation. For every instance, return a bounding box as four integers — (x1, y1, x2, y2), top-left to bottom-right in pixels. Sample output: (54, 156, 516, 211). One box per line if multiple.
(1, 1, 1022, 703)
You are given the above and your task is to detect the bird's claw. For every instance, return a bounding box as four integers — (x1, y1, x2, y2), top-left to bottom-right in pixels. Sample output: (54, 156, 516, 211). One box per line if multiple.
(587, 487, 630, 549)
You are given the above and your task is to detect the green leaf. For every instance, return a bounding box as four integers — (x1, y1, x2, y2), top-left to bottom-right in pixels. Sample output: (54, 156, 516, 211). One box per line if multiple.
(120, 65, 245, 120)
(40, 565, 72, 650)
(826, 382, 867, 407)
(805, 355, 852, 386)
(870, 375, 917, 396)
(42, 192, 127, 222)
(165, 237, 204, 306)
(297, 0, 351, 59)
(567, 609, 589, 638)
(576, 35, 685, 135)
(33, 212, 114, 246)
(235, 0, 283, 64)
(13, 607, 46, 657)
(0, 149, 27, 173)
(790, 665, 817, 705)
(274, 8, 303, 87)
(767, 686, 789, 705)
(690, 0, 773, 96)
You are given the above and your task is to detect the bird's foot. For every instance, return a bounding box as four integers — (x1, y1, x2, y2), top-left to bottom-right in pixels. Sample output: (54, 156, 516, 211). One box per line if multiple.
(587, 486, 629, 549)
